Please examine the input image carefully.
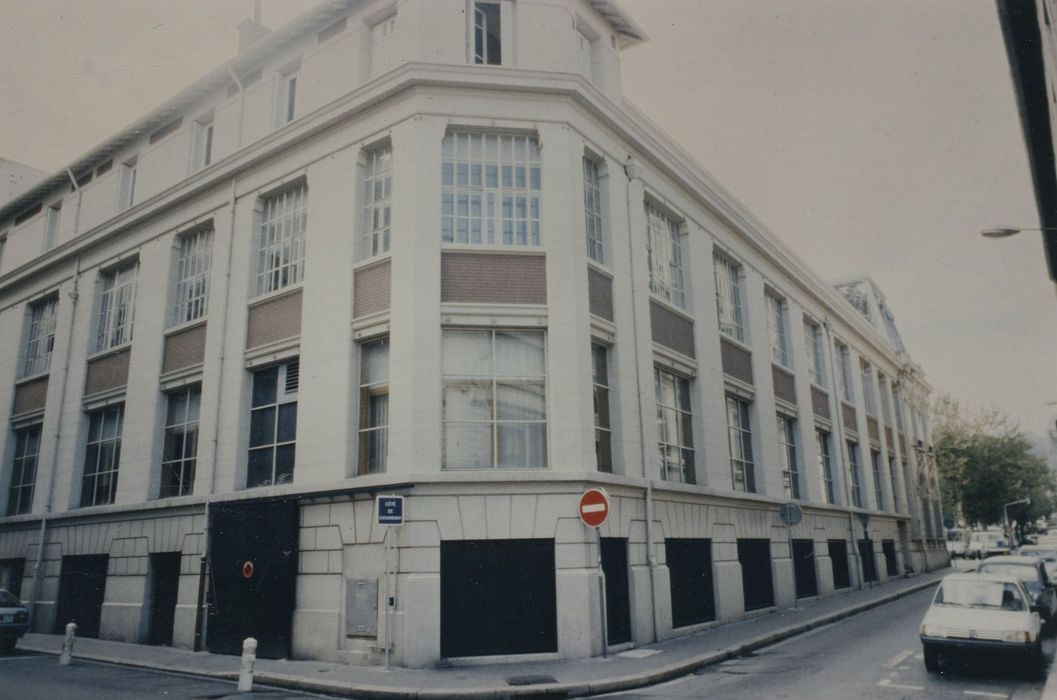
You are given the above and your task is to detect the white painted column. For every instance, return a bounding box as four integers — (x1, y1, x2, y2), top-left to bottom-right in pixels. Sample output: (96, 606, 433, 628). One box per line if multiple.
(386, 116, 445, 475)
(540, 123, 595, 472)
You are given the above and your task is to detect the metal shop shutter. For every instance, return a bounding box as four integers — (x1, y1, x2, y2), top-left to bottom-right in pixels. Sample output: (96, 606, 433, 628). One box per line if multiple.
(792, 539, 818, 599)
(440, 539, 557, 658)
(828, 540, 851, 589)
(665, 538, 715, 628)
(737, 539, 775, 611)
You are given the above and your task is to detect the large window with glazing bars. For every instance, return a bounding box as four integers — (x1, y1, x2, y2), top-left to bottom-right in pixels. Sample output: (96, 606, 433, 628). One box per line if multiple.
(442, 330, 546, 469)
(871, 449, 885, 511)
(835, 342, 854, 404)
(358, 339, 389, 475)
(160, 386, 199, 498)
(441, 132, 540, 247)
(362, 143, 392, 258)
(583, 157, 604, 263)
(804, 319, 825, 387)
(248, 360, 298, 487)
(7, 424, 41, 515)
(816, 428, 835, 504)
(22, 296, 57, 377)
(656, 367, 693, 483)
(847, 440, 862, 507)
(766, 293, 790, 368)
(95, 262, 137, 352)
(171, 226, 213, 327)
(645, 203, 685, 308)
(256, 183, 307, 296)
(473, 1, 501, 65)
(714, 255, 744, 341)
(81, 404, 124, 507)
(860, 360, 876, 415)
(726, 395, 755, 492)
(777, 414, 800, 499)
(593, 344, 612, 473)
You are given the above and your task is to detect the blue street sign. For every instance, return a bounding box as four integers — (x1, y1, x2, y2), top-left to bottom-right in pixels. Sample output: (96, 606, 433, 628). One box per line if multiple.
(376, 495, 404, 526)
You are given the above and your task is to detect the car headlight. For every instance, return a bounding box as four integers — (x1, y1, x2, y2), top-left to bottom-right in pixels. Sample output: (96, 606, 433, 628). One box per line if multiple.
(921, 624, 947, 638)
(1002, 630, 1033, 643)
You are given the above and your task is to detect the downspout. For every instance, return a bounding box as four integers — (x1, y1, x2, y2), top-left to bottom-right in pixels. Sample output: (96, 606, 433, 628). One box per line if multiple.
(822, 319, 863, 591)
(28, 255, 81, 626)
(193, 177, 238, 651)
(226, 66, 246, 150)
(624, 155, 659, 643)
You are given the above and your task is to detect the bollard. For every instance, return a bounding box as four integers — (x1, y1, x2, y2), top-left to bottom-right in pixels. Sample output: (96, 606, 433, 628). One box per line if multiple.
(58, 622, 76, 665)
(237, 637, 257, 692)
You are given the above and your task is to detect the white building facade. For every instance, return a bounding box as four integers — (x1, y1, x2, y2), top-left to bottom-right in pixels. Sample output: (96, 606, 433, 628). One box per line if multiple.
(0, 0, 947, 667)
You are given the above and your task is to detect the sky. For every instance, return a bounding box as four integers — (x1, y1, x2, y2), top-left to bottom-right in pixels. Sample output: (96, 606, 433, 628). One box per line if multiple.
(0, 0, 1054, 447)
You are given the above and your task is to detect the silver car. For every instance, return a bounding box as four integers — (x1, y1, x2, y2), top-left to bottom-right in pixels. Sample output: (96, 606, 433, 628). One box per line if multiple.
(976, 556, 1057, 623)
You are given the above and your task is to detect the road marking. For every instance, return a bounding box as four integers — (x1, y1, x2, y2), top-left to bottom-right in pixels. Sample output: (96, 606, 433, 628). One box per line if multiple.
(885, 650, 915, 667)
(963, 692, 1007, 699)
(878, 678, 926, 691)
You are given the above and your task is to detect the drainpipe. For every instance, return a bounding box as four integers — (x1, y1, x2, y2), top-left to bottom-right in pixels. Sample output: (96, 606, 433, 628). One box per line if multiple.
(226, 66, 246, 150)
(193, 177, 238, 651)
(623, 155, 659, 643)
(28, 256, 81, 626)
(822, 319, 863, 591)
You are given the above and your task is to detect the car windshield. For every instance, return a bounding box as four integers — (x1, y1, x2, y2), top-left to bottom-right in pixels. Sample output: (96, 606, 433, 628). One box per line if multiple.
(0, 591, 21, 607)
(935, 580, 1026, 610)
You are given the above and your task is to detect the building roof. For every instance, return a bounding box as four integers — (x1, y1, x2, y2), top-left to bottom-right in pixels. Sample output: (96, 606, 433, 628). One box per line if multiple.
(0, 158, 47, 206)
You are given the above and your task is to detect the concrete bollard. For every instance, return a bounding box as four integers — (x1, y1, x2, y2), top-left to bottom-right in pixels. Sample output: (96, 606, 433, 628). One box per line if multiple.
(237, 637, 257, 692)
(58, 622, 76, 665)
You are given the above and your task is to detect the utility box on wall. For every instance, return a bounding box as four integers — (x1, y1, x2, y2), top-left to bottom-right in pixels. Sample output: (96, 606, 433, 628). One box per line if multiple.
(345, 578, 378, 637)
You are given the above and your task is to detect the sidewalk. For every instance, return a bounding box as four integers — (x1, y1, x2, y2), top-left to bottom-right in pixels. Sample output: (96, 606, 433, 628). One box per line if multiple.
(18, 570, 950, 699)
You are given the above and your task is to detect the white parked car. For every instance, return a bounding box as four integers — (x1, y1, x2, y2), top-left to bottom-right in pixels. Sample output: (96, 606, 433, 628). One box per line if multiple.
(966, 531, 1011, 559)
(1017, 545, 1057, 579)
(920, 573, 1045, 675)
(975, 556, 1057, 623)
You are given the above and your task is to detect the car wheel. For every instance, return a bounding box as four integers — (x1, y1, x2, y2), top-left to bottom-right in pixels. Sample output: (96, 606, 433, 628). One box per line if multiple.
(923, 645, 941, 672)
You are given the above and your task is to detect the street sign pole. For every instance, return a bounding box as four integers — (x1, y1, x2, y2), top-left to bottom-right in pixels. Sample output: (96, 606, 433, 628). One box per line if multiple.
(384, 526, 391, 670)
(579, 488, 611, 659)
(376, 495, 404, 671)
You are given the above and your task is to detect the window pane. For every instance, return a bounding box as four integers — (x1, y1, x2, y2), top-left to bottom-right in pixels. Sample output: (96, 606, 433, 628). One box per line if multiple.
(442, 330, 492, 376)
(444, 423, 493, 469)
(443, 381, 493, 421)
(361, 339, 389, 384)
(249, 407, 276, 447)
(277, 403, 297, 443)
(496, 382, 545, 420)
(275, 445, 295, 484)
(494, 331, 545, 375)
(498, 422, 546, 468)
(247, 448, 274, 487)
(252, 367, 279, 407)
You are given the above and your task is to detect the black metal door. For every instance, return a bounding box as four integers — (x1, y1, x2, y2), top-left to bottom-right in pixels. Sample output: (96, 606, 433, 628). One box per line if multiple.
(828, 540, 850, 589)
(737, 539, 774, 610)
(858, 539, 878, 582)
(440, 539, 556, 658)
(55, 555, 109, 637)
(665, 538, 715, 627)
(600, 538, 631, 645)
(148, 552, 182, 646)
(0, 558, 25, 598)
(882, 539, 899, 576)
(792, 539, 818, 598)
(207, 499, 299, 659)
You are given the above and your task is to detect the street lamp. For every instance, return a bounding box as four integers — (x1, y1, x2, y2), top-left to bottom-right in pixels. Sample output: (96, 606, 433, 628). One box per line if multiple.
(1003, 497, 1031, 531)
(980, 226, 1057, 238)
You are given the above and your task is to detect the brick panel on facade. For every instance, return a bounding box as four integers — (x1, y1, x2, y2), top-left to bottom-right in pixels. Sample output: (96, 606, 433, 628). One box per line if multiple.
(247, 289, 303, 349)
(650, 300, 694, 358)
(811, 386, 830, 419)
(162, 323, 207, 374)
(771, 365, 796, 404)
(85, 349, 131, 396)
(353, 259, 391, 318)
(841, 402, 857, 432)
(720, 337, 753, 384)
(440, 252, 546, 304)
(867, 416, 880, 444)
(587, 267, 614, 322)
(12, 376, 48, 416)
(885, 426, 894, 452)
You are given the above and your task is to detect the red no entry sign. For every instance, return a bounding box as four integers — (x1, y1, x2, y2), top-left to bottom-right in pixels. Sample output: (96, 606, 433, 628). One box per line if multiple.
(579, 488, 610, 528)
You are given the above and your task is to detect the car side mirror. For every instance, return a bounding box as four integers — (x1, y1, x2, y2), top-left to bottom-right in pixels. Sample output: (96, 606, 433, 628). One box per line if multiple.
(1031, 604, 1044, 615)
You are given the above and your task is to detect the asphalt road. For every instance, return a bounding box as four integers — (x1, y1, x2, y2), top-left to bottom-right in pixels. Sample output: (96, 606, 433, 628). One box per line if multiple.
(0, 652, 320, 700)
(605, 582, 1054, 700)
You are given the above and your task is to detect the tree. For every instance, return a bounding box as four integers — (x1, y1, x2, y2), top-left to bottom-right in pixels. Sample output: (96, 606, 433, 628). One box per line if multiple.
(931, 395, 1055, 529)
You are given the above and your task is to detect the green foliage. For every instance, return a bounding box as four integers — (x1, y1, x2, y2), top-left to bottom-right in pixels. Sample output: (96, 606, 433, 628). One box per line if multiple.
(932, 394, 1055, 527)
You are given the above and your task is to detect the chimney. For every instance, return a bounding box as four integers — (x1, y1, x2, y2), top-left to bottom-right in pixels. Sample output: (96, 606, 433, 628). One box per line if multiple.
(237, 17, 271, 53)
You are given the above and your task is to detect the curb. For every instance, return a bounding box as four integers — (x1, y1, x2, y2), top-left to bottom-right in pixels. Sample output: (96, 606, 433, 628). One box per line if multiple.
(18, 577, 941, 699)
